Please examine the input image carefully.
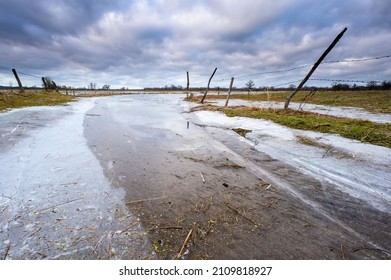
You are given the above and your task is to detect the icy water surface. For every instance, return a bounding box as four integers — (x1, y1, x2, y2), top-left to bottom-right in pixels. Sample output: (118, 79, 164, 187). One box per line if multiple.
(1, 94, 390, 259)
(84, 94, 390, 259)
(0, 99, 154, 259)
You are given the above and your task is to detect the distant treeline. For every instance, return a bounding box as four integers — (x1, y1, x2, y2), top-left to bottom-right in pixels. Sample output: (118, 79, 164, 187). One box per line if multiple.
(2, 80, 390, 91)
(328, 80, 391, 91)
(144, 80, 391, 91)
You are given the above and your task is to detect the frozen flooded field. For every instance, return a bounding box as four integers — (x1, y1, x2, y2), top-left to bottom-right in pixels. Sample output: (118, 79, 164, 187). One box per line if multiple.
(0, 99, 154, 259)
(1, 94, 390, 259)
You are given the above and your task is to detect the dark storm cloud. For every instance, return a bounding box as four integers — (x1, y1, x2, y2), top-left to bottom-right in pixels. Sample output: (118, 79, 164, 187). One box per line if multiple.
(0, 0, 390, 88)
(0, 0, 127, 44)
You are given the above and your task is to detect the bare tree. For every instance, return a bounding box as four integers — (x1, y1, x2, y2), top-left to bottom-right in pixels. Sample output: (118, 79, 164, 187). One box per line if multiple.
(367, 81, 377, 90)
(102, 84, 110, 90)
(245, 80, 255, 92)
(381, 80, 391, 90)
(89, 83, 96, 90)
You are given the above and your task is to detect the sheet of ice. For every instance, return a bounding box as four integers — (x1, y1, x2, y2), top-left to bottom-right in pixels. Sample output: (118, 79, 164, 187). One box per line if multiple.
(0, 99, 152, 259)
(102, 94, 205, 148)
(0, 105, 72, 150)
(108, 94, 187, 131)
(212, 99, 391, 123)
(189, 110, 391, 213)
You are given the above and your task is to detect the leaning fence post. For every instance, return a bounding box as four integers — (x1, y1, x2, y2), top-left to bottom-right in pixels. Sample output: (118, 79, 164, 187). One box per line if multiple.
(42, 77, 48, 90)
(51, 81, 58, 91)
(225, 77, 235, 107)
(200, 67, 217, 103)
(284, 27, 347, 110)
(12, 69, 24, 93)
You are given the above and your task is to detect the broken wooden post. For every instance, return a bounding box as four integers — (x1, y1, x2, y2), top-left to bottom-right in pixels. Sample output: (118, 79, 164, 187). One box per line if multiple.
(12, 69, 24, 93)
(284, 27, 348, 110)
(200, 67, 217, 103)
(225, 77, 235, 107)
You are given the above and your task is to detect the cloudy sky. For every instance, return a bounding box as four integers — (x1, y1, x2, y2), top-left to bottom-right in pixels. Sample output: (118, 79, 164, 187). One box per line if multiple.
(0, 0, 390, 89)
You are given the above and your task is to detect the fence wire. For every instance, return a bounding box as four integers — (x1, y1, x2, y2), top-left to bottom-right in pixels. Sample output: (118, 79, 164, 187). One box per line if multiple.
(1, 54, 390, 89)
(189, 54, 391, 88)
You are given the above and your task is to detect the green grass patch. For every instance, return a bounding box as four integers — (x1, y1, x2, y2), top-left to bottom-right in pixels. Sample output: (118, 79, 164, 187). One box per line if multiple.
(221, 106, 391, 149)
(203, 90, 391, 114)
(0, 90, 75, 112)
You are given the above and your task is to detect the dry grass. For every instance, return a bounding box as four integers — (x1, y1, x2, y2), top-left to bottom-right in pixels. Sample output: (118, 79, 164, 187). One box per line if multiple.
(189, 104, 391, 149)
(222, 106, 391, 148)
(232, 128, 252, 137)
(197, 90, 391, 114)
(296, 136, 355, 159)
(0, 90, 75, 112)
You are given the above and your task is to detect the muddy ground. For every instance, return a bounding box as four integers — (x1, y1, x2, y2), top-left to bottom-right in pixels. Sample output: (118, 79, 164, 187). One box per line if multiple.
(83, 95, 390, 260)
(0, 94, 389, 260)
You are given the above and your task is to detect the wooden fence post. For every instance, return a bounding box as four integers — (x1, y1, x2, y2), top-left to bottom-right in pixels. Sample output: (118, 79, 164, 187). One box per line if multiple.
(42, 77, 48, 90)
(12, 69, 24, 92)
(52, 81, 58, 91)
(284, 27, 347, 110)
(225, 77, 235, 107)
(186, 71, 190, 98)
(186, 71, 190, 90)
(200, 67, 217, 103)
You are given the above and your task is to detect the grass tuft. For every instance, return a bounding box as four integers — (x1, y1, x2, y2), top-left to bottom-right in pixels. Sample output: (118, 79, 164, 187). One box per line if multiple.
(232, 128, 252, 137)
